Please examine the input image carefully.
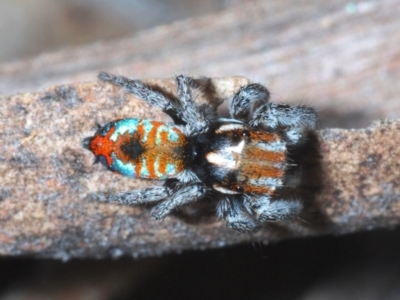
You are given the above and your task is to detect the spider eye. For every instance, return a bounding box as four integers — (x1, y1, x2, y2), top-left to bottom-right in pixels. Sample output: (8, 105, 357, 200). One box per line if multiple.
(242, 130, 250, 137)
(231, 132, 242, 143)
(235, 186, 244, 193)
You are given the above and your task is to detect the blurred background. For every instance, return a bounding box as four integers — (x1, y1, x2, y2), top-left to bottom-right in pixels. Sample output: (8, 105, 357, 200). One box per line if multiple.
(1, 1, 400, 299)
(0, 0, 237, 62)
(1, 230, 400, 299)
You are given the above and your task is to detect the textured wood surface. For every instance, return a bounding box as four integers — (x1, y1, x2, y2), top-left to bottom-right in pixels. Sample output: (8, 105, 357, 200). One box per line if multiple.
(1, 0, 400, 259)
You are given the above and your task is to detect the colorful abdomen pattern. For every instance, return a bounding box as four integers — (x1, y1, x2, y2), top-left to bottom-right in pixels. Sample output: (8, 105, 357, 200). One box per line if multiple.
(203, 124, 287, 195)
(239, 131, 286, 194)
(88, 119, 187, 179)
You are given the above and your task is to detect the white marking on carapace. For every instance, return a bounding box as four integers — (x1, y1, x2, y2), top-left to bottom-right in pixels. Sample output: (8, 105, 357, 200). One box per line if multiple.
(206, 152, 236, 169)
(249, 177, 282, 188)
(206, 140, 245, 169)
(215, 123, 244, 133)
(213, 184, 240, 195)
(217, 118, 243, 124)
(255, 140, 286, 152)
(227, 139, 245, 154)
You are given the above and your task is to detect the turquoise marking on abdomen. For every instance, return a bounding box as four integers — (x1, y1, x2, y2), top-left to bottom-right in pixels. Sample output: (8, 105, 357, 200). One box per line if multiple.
(168, 128, 179, 142)
(166, 163, 177, 176)
(141, 120, 153, 143)
(140, 157, 150, 177)
(154, 156, 166, 179)
(110, 118, 139, 142)
(155, 125, 165, 145)
(155, 125, 180, 145)
(111, 153, 136, 177)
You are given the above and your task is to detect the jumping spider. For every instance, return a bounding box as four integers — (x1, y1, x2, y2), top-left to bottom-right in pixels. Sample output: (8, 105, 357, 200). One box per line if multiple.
(83, 73, 317, 232)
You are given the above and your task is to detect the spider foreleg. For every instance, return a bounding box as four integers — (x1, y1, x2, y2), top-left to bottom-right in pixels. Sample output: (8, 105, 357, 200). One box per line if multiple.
(244, 195, 303, 222)
(216, 197, 259, 232)
(230, 83, 270, 121)
(249, 103, 317, 144)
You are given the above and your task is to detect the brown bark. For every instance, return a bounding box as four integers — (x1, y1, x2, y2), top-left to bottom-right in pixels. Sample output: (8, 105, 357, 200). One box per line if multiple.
(0, 0, 399, 258)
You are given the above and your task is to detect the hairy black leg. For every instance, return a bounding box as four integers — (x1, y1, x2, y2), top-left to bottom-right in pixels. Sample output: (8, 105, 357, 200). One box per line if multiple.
(230, 83, 270, 121)
(98, 186, 171, 206)
(243, 195, 303, 222)
(151, 182, 207, 220)
(175, 75, 215, 134)
(98, 72, 183, 123)
(249, 103, 317, 144)
(216, 197, 259, 232)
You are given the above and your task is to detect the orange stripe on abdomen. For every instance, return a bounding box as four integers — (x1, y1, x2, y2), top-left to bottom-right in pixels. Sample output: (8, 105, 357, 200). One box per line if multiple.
(249, 131, 278, 142)
(237, 135, 286, 194)
(244, 147, 285, 164)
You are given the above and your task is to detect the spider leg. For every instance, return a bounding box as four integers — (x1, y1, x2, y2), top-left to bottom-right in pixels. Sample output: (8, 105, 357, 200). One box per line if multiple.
(151, 182, 206, 220)
(175, 75, 216, 134)
(216, 196, 259, 232)
(98, 72, 183, 123)
(230, 83, 270, 121)
(249, 103, 317, 145)
(97, 186, 171, 206)
(243, 195, 303, 222)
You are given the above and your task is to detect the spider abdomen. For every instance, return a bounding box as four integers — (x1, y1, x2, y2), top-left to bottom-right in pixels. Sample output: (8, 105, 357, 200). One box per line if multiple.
(237, 131, 287, 194)
(195, 123, 287, 195)
(83, 118, 188, 179)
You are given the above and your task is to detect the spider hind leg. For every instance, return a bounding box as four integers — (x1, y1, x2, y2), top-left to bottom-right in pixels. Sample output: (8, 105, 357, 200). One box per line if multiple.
(97, 186, 171, 206)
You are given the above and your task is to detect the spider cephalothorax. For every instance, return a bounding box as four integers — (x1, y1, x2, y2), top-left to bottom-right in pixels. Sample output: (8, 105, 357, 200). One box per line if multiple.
(83, 73, 317, 232)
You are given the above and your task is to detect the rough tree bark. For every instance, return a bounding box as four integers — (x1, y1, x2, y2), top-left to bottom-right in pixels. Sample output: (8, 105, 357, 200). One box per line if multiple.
(0, 0, 399, 259)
